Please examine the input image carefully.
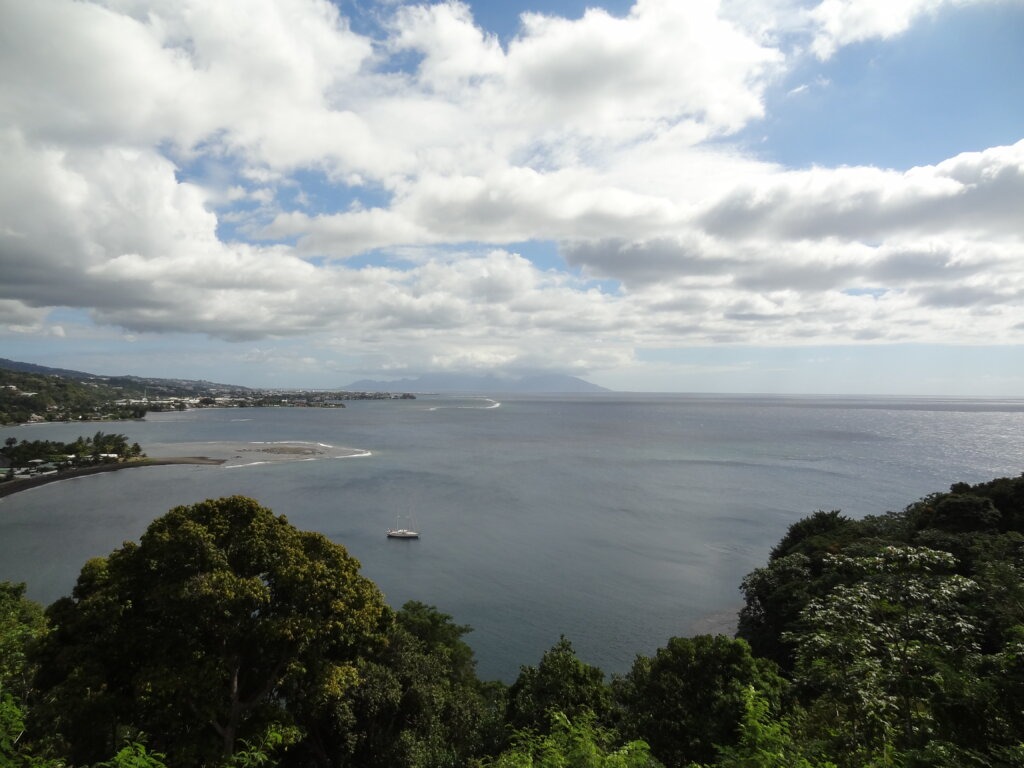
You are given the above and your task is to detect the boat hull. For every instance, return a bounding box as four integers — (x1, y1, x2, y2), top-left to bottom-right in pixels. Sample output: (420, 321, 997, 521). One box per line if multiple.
(386, 529, 419, 539)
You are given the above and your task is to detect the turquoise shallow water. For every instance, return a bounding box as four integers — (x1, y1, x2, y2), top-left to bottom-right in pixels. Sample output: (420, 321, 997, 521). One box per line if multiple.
(2, 393, 1023, 681)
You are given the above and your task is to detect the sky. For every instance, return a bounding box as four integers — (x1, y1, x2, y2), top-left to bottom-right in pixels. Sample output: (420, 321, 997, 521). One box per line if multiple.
(1, 0, 1023, 394)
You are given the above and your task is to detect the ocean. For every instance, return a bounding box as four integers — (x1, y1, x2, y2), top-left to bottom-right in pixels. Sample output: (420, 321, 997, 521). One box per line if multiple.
(1, 393, 1022, 681)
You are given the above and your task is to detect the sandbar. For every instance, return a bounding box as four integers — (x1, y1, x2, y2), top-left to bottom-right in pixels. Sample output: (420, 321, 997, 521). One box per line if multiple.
(152, 441, 370, 467)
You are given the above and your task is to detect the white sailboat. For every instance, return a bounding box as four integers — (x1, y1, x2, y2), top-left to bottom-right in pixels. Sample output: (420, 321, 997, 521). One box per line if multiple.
(386, 511, 419, 539)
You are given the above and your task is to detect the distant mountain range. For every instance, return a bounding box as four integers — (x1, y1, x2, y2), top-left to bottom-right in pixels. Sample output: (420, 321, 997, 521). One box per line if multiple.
(0, 358, 610, 396)
(341, 373, 610, 394)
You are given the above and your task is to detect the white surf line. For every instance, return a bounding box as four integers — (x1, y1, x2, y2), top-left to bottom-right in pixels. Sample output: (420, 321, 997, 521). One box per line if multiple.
(249, 440, 328, 446)
(221, 449, 372, 467)
(335, 450, 373, 458)
(428, 397, 501, 411)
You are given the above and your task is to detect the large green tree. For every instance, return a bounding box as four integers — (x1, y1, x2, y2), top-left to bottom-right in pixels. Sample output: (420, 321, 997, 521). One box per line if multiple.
(506, 637, 612, 735)
(32, 496, 390, 767)
(613, 635, 785, 768)
(296, 601, 504, 768)
(735, 475, 1024, 765)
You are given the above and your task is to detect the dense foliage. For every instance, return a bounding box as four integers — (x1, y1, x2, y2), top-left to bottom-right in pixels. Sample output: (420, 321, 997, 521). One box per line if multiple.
(612, 635, 785, 767)
(738, 474, 1024, 767)
(507, 637, 612, 735)
(33, 497, 391, 766)
(1, 474, 1023, 767)
(2, 432, 143, 469)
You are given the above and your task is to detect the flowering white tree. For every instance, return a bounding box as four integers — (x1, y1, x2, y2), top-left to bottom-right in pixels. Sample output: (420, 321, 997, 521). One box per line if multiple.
(788, 546, 979, 766)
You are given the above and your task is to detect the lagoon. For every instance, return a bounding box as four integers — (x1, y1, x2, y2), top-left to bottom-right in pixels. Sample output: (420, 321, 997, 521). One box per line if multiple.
(1, 393, 1022, 681)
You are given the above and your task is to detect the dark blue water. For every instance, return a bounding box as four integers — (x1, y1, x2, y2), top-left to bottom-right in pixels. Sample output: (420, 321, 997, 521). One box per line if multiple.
(2, 394, 1022, 680)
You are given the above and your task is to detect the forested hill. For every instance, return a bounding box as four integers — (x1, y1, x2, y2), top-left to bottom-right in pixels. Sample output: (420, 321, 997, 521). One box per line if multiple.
(2, 473, 1023, 767)
(0, 368, 146, 424)
(0, 358, 252, 398)
(0, 359, 254, 424)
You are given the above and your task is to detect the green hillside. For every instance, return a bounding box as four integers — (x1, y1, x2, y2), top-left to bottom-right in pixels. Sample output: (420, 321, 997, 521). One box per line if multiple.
(0, 368, 146, 425)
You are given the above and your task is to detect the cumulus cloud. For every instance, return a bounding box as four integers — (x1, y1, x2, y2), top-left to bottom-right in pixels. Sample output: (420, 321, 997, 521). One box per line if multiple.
(559, 139, 1024, 348)
(269, 165, 683, 257)
(0, 0, 1021, 383)
(806, 0, 989, 59)
(720, 0, 1004, 60)
(389, 1, 505, 90)
(699, 141, 1024, 241)
(503, 0, 782, 138)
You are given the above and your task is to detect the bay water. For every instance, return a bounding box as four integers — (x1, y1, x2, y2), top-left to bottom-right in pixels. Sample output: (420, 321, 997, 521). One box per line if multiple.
(1, 393, 1022, 681)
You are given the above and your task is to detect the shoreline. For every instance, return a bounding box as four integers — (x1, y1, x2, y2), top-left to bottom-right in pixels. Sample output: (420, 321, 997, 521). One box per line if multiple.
(0, 457, 225, 499)
(0, 440, 370, 499)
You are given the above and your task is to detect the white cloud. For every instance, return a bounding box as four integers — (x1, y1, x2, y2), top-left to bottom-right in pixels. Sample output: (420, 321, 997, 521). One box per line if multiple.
(561, 141, 1024, 347)
(699, 141, 1024, 241)
(0, 0, 1021, 385)
(806, 0, 991, 59)
(389, 1, 505, 90)
(274, 165, 683, 257)
(720, 0, 1004, 60)
(503, 0, 782, 139)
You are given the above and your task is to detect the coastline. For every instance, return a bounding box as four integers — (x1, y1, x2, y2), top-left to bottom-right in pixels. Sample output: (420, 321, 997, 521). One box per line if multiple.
(0, 440, 371, 499)
(0, 457, 225, 499)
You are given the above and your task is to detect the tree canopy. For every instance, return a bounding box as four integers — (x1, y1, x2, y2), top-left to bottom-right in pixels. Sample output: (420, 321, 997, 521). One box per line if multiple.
(32, 496, 390, 766)
(3, 473, 1024, 767)
(613, 635, 785, 768)
(506, 636, 612, 735)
